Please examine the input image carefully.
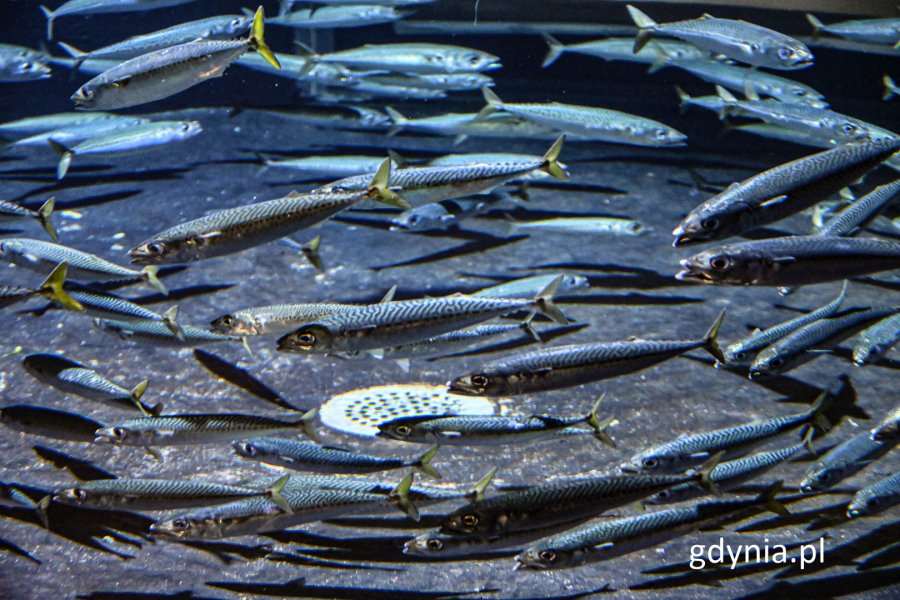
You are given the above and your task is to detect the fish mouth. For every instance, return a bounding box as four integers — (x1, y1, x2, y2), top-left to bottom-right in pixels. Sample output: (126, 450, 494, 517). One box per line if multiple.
(747, 369, 766, 380)
(484, 61, 503, 71)
(619, 464, 640, 474)
(674, 262, 712, 283)
(445, 382, 478, 396)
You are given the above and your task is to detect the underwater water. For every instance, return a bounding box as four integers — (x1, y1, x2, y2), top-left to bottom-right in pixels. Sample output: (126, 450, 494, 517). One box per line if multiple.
(0, 1, 898, 598)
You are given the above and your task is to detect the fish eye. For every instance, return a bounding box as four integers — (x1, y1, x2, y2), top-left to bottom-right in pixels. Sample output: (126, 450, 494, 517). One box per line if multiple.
(791, 88, 806, 96)
(79, 87, 94, 100)
(426, 538, 443, 551)
(820, 472, 831, 481)
(655, 129, 667, 140)
(22, 61, 32, 69)
(112, 427, 127, 440)
(180, 123, 190, 132)
(470, 374, 490, 389)
(709, 256, 730, 271)
(221, 316, 234, 326)
(769, 357, 784, 368)
(734, 352, 746, 360)
(841, 123, 857, 134)
(467, 54, 480, 65)
(642, 458, 658, 469)
(171, 519, 190, 532)
(461, 514, 479, 527)
(147, 243, 165, 255)
(866, 498, 879, 508)
(700, 218, 719, 231)
(297, 332, 317, 348)
(777, 48, 792, 60)
(230, 18, 241, 27)
(539, 550, 557, 562)
(238, 442, 256, 456)
(658, 490, 670, 499)
(395, 425, 411, 436)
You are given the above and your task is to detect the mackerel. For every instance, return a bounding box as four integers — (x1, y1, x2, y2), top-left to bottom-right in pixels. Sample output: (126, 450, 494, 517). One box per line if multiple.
(846, 472, 900, 518)
(801, 427, 897, 493)
(853, 313, 900, 365)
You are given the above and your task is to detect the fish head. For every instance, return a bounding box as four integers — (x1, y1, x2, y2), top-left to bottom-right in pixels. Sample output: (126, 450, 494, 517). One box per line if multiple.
(645, 126, 688, 147)
(150, 515, 203, 539)
(748, 346, 793, 379)
(722, 344, 754, 366)
(232, 440, 261, 458)
(390, 211, 429, 231)
(447, 50, 501, 73)
(675, 245, 765, 285)
(846, 495, 878, 519)
(276, 325, 333, 353)
(376, 418, 423, 441)
(827, 119, 871, 143)
(71, 84, 97, 109)
(621, 452, 677, 475)
(211, 15, 253, 38)
(447, 373, 506, 397)
(173, 121, 203, 140)
(515, 546, 570, 570)
(442, 506, 496, 535)
(672, 204, 740, 247)
(852, 342, 880, 366)
(11, 58, 50, 81)
(54, 486, 95, 506)
(93, 425, 132, 445)
(799, 468, 836, 494)
(403, 532, 453, 556)
(210, 314, 256, 336)
(766, 41, 814, 70)
(128, 239, 173, 265)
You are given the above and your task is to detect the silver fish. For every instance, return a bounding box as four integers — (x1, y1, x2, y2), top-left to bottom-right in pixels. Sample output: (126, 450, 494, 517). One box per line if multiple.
(507, 216, 651, 236)
(22, 352, 150, 410)
(71, 7, 279, 110)
(816, 179, 900, 236)
(847, 472, 900, 518)
(806, 14, 900, 46)
(95, 318, 241, 346)
(10, 116, 150, 148)
(404, 519, 594, 558)
(390, 198, 494, 231)
(853, 313, 900, 365)
(270, 5, 407, 29)
(301, 43, 501, 74)
(386, 108, 558, 144)
(40, 0, 201, 39)
(0, 197, 57, 241)
(0, 111, 121, 135)
(873, 405, 900, 441)
(541, 34, 710, 69)
(210, 302, 356, 336)
(628, 5, 813, 70)
(677, 236, 900, 287)
(0, 44, 51, 81)
(800, 427, 896, 493)
(472, 273, 589, 299)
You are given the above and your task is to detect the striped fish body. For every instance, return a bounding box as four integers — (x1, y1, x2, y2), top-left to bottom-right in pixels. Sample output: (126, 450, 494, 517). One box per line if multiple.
(722, 101, 869, 143)
(278, 295, 542, 354)
(129, 190, 371, 264)
(801, 429, 896, 492)
(0, 112, 119, 135)
(23, 353, 133, 404)
(64, 290, 164, 322)
(96, 318, 239, 346)
(339, 323, 523, 362)
(678, 236, 900, 286)
(665, 59, 824, 104)
(813, 17, 900, 45)
(234, 438, 412, 474)
(73, 39, 252, 110)
(53, 478, 268, 511)
(847, 472, 900, 518)
(251, 473, 464, 504)
(518, 494, 773, 570)
(377, 414, 588, 445)
(853, 313, 900, 365)
(11, 117, 149, 147)
(62, 121, 201, 157)
(95, 413, 309, 446)
(674, 138, 900, 245)
(0, 200, 39, 222)
(449, 339, 706, 396)
(211, 302, 355, 335)
(441, 472, 696, 536)
(817, 180, 900, 236)
(646, 442, 804, 505)
(313, 43, 500, 74)
(319, 161, 547, 205)
(751, 307, 899, 376)
(0, 238, 138, 282)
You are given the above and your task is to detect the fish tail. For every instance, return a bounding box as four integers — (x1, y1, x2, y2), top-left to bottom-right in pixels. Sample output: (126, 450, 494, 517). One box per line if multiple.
(268, 474, 293, 514)
(298, 407, 320, 443)
(129, 379, 151, 415)
(806, 390, 833, 433)
(502, 213, 521, 237)
(541, 33, 565, 68)
(367, 157, 411, 209)
(695, 451, 724, 497)
(384, 106, 407, 136)
(413, 445, 442, 479)
(646, 42, 670, 74)
(36, 495, 51, 529)
(47, 138, 73, 180)
(715, 85, 738, 119)
(805, 14, 824, 40)
(56, 41, 86, 73)
(36, 196, 58, 241)
(139, 266, 168, 296)
(37, 262, 83, 312)
(801, 428, 816, 457)
(626, 5, 657, 53)
(586, 395, 617, 448)
(674, 86, 691, 114)
(520, 317, 542, 343)
(162, 306, 185, 341)
(541, 135, 568, 180)
(883, 74, 898, 101)
(468, 467, 497, 503)
(475, 85, 502, 121)
(702, 309, 726, 364)
(533, 274, 568, 325)
(301, 235, 324, 273)
(249, 6, 281, 70)
(758, 481, 790, 516)
(390, 473, 420, 521)
(40, 6, 54, 40)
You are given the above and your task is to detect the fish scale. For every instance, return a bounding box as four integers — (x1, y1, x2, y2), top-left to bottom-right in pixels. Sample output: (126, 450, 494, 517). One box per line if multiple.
(817, 180, 900, 236)
(96, 412, 312, 446)
(64, 290, 165, 321)
(212, 302, 355, 335)
(54, 478, 271, 510)
(1, 238, 137, 280)
(847, 472, 900, 518)
(96, 318, 238, 345)
(662, 59, 824, 103)
(801, 428, 897, 492)
(853, 313, 900, 365)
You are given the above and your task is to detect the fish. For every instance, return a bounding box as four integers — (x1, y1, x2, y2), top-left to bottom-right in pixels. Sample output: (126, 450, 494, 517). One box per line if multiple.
(50, 476, 290, 511)
(22, 353, 151, 412)
(9, 116, 150, 148)
(385, 108, 558, 144)
(846, 472, 900, 518)
(299, 43, 501, 74)
(873, 405, 900, 441)
(94, 409, 318, 447)
(853, 313, 900, 365)
(885, 75, 899, 101)
(645, 433, 811, 506)
(673, 137, 900, 246)
(315, 136, 568, 205)
(447, 310, 724, 397)
(70, 7, 279, 110)
(235, 52, 354, 86)
(806, 14, 900, 46)
(389, 198, 494, 231)
(0, 262, 82, 312)
(277, 277, 567, 355)
(0, 44, 51, 81)
(478, 88, 687, 147)
(376, 396, 615, 446)
(269, 4, 408, 29)
(506, 216, 652, 236)
(257, 154, 391, 178)
(48, 120, 202, 179)
(234, 438, 441, 478)
(515, 483, 787, 570)
(472, 273, 589, 299)
(439, 454, 721, 537)
(623, 393, 828, 474)
(0, 404, 106, 443)
(749, 307, 899, 377)
(676, 236, 900, 287)
(816, 179, 900, 236)
(723, 281, 848, 365)
(128, 159, 407, 265)
(44, 45, 123, 76)
(358, 72, 494, 92)
(404, 519, 595, 558)
(0, 111, 122, 135)
(42, 287, 181, 334)
(63, 14, 253, 62)
(95, 317, 242, 346)
(0, 238, 166, 295)
(264, 105, 391, 131)
(40, 0, 201, 39)
(627, 5, 813, 70)
(541, 34, 710, 69)
(0, 197, 56, 241)
(210, 302, 356, 336)
(800, 426, 897, 493)
(150, 473, 418, 540)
